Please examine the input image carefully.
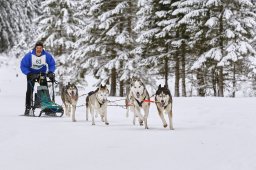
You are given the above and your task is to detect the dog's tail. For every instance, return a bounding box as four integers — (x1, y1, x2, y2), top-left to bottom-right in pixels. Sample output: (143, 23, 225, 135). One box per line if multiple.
(85, 95, 89, 121)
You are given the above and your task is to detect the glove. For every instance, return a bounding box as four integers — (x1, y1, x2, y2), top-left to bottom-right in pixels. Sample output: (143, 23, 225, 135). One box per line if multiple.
(27, 73, 39, 80)
(47, 72, 55, 81)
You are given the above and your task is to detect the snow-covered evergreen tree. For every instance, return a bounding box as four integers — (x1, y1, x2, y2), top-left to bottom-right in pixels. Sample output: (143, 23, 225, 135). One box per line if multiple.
(134, 0, 182, 92)
(173, 0, 208, 96)
(11, 0, 41, 58)
(0, 0, 37, 53)
(70, 0, 138, 96)
(34, 0, 85, 86)
(132, 0, 164, 90)
(176, 0, 256, 97)
(68, 0, 104, 85)
(35, 0, 82, 57)
(0, 0, 17, 52)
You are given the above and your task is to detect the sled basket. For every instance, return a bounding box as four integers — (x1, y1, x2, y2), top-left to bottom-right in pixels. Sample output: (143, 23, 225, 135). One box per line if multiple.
(34, 86, 63, 116)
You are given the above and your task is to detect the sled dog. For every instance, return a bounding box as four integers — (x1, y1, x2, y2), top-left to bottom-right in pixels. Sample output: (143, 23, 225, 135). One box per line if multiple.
(61, 82, 78, 122)
(155, 84, 174, 130)
(127, 77, 150, 129)
(86, 85, 109, 125)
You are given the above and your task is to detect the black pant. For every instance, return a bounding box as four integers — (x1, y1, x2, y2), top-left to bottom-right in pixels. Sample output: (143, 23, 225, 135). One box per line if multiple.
(25, 76, 48, 108)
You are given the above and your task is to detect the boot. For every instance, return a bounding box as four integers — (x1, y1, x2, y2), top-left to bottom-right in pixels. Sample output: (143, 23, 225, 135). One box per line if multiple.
(24, 107, 30, 116)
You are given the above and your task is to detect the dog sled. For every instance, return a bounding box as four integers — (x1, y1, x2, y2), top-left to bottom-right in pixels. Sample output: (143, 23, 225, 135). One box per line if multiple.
(28, 73, 64, 117)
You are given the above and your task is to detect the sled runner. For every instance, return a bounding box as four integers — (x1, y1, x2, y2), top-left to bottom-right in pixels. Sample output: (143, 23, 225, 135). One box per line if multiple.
(28, 73, 64, 117)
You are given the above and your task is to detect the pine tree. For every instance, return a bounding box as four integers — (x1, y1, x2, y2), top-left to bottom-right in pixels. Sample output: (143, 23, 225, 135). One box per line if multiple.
(173, 0, 207, 96)
(134, 0, 167, 90)
(35, 0, 82, 57)
(70, 0, 138, 96)
(175, 0, 256, 97)
(135, 0, 186, 95)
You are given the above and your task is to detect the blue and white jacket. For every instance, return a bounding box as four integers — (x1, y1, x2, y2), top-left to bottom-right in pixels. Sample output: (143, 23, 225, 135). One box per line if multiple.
(20, 49, 56, 75)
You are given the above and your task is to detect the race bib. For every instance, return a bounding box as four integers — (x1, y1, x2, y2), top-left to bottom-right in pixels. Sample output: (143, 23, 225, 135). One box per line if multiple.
(31, 54, 46, 70)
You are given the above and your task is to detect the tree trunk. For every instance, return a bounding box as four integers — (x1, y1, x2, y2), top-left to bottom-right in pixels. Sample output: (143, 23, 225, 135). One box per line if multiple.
(253, 77, 256, 96)
(218, 5, 224, 97)
(174, 55, 180, 97)
(164, 56, 168, 87)
(181, 42, 186, 97)
(110, 67, 116, 96)
(197, 68, 205, 96)
(218, 67, 224, 97)
(126, 79, 130, 96)
(212, 69, 217, 96)
(120, 80, 124, 97)
(232, 62, 236, 98)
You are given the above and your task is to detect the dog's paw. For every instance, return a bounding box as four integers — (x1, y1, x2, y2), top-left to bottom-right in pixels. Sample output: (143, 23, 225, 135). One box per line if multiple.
(163, 124, 167, 128)
(72, 119, 76, 122)
(105, 122, 109, 125)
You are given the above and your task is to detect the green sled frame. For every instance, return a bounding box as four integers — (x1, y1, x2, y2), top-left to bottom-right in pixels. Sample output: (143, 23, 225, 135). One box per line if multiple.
(32, 85, 64, 117)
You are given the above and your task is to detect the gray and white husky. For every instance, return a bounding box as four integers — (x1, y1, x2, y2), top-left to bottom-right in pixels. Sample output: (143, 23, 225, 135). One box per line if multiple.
(155, 84, 174, 130)
(127, 77, 150, 129)
(61, 82, 79, 122)
(86, 85, 109, 125)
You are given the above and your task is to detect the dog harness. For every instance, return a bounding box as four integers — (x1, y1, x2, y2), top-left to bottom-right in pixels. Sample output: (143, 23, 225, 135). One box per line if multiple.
(135, 96, 147, 107)
(97, 99, 104, 107)
(96, 95, 105, 108)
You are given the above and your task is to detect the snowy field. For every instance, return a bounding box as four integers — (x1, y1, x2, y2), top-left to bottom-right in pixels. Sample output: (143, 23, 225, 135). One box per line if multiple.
(1, 65, 256, 170)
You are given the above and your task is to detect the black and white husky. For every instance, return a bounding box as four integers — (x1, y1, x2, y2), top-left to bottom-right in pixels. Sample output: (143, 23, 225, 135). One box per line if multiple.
(86, 85, 109, 125)
(155, 84, 174, 130)
(61, 82, 79, 122)
(127, 77, 150, 129)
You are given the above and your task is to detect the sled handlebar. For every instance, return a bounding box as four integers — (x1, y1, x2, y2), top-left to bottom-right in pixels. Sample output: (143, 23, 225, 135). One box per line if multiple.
(31, 73, 58, 84)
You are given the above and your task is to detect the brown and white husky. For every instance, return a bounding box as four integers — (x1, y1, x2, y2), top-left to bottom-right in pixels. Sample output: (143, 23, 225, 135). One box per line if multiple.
(61, 82, 78, 122)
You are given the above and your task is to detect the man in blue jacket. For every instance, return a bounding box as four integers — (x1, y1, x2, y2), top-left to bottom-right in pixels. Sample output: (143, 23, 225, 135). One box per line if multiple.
(20, 41, 56, 115)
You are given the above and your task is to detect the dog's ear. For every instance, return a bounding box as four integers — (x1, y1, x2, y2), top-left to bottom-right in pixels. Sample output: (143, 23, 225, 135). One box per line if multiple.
(158, 84, 161, 89)
(164, 84, 168, 89)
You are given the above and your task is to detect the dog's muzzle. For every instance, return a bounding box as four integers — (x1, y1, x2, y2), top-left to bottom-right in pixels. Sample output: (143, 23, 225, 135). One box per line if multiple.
(70, 91, 76, 97)
(136, 92, 140, 98)
(161, 100, 165, 107)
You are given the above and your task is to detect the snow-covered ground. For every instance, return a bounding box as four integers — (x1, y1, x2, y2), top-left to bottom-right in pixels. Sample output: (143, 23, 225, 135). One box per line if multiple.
(0, 65, 256, 170)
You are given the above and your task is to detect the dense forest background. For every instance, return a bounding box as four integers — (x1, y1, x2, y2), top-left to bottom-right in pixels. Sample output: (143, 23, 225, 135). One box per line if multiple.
(1, 0, 256, 97)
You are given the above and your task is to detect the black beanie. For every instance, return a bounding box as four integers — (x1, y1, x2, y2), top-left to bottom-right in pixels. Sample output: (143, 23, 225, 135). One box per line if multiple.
(35, 41, 44, 48)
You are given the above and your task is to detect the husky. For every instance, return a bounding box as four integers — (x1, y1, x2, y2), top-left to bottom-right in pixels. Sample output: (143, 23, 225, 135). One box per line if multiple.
(127, 77, 150, 129)
(86, 85, 109, 125)
(61, 82, 78, 122)
(155, 84, 174, 130)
